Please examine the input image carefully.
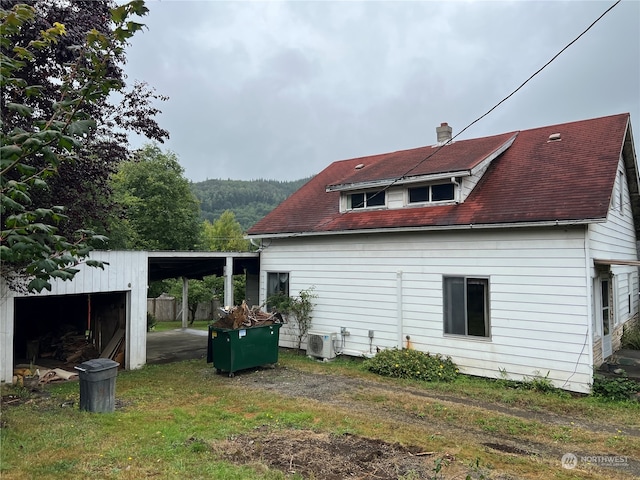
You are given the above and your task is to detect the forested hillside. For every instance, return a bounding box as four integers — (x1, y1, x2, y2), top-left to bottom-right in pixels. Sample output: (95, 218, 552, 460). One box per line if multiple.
(191, 177, 312, 230)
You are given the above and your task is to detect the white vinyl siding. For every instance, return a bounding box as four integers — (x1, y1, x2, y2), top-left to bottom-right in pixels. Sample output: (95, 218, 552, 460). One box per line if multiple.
(259, 227, 593, 393)
(590, 155, 637, 261)
(461, 163, 490, 199)
(589, 153, 639, 326)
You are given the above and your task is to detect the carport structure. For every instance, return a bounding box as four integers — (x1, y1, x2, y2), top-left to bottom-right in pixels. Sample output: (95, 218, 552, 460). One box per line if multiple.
(147, 251, 260, 326)
(0, 250, 260, 384)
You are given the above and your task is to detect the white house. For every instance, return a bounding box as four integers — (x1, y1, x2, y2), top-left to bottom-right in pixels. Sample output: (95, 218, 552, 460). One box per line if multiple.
(247, 113, 640, 393)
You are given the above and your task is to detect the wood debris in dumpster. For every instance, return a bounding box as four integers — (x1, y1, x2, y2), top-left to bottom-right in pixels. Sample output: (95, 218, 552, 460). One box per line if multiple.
(211, 300, 284, 330)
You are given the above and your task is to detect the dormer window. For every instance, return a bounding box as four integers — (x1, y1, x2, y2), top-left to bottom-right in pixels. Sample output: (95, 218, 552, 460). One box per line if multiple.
(347, 190, 386, 210)
(408, 183, 455, 204)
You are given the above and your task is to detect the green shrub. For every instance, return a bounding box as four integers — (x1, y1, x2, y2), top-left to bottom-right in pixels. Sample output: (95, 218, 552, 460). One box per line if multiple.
(592, 373, 640, 401)
(523, 370, 558, 393)
(496, 368, 568, 394)
(363, 348, 459, 382)
(147, 312, 158, 332)
(621, 321, 640, 350)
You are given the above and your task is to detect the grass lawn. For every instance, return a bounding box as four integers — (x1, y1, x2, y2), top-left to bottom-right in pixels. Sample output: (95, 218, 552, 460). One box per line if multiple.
(151, 320, 211, 332)
(1, 351, 638, 479)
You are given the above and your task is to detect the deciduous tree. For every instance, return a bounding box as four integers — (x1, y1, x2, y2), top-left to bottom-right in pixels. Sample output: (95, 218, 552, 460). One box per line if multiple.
(108, 144, 202, 251)
(1, 1, 163, 292)
(202, 210, 250, 252)
(1, 0, 169, 240)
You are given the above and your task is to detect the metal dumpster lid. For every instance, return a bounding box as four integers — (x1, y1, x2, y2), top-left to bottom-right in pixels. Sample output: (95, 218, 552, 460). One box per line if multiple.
(75, 358, 120, 373)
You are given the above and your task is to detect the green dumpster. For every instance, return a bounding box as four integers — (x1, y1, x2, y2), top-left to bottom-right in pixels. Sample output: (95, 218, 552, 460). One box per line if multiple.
(207, 323, 281, 377)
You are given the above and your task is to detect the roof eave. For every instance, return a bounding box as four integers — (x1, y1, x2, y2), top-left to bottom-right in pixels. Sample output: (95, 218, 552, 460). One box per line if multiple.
(326, 170, 472, 193)
(246, 217, 602, 240)
(621, 118, 640, 237)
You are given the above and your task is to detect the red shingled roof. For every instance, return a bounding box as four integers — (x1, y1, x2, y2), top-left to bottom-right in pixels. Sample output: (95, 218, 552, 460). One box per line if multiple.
(327, 131, 517, 188)
(247, 113, 630, 236)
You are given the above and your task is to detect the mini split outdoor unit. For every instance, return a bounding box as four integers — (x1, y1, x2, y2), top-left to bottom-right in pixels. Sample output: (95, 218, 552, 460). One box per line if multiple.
(306, 331, 337, 360)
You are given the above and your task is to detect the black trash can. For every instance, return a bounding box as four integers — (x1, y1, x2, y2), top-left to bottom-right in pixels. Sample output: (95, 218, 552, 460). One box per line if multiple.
(75, 358, 119, 413)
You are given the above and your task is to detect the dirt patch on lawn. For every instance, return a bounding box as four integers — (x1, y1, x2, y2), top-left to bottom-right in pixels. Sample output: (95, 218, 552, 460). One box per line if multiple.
(213, 427, 456, 480)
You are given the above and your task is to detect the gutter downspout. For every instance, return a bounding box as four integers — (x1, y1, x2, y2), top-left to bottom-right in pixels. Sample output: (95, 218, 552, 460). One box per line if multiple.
(585, 225, 594, 368)
(397, 271, 404, 348)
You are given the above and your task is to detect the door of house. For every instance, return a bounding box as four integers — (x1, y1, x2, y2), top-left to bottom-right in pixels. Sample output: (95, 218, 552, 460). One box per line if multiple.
(599, 275, 613, 359)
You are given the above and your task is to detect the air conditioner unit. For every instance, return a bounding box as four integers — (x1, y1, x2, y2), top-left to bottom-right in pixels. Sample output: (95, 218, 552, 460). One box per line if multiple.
(306, 331, 337, 360)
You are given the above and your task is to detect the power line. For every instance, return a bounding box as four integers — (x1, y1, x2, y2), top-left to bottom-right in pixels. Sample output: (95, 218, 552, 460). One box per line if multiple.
(285, 0, 622, 237)
(398, 0, 621, 181)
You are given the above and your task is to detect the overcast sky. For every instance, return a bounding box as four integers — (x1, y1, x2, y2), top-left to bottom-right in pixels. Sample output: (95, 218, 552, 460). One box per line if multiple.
(123, 0, 640, 183)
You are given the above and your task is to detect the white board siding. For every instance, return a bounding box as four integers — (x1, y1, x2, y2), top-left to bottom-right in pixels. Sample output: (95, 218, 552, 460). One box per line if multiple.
(612, 269, 640, 325)
(259, 227, 594, 392)
(0, 251, 148, 383)
(590, 155, 638, 262)
(589, 154, 640, 335)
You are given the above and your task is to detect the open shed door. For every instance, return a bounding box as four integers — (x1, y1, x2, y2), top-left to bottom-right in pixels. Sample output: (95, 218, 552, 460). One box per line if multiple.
(13, 291, 127, 369)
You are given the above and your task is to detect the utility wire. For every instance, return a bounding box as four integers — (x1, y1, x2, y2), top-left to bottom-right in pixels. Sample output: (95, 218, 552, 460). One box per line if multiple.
(396, 0, 621, 182)
(283, 0, 622, 236)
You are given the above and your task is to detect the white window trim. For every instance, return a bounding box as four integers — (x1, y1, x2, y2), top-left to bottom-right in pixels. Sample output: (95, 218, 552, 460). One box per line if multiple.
(613, 274, 620, 326)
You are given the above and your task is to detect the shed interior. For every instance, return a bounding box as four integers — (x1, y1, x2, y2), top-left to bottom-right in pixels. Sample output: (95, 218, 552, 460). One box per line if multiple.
(13, 291, 126, 369)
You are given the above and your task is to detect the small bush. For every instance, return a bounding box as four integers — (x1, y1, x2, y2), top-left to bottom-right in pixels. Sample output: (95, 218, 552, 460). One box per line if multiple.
(621, 321, 640, 350)
(363, 348, 459, 382)
(495, 368, 566, 395)
(147, 312, 157, 332)
(592, 373, 640, 401)
(523, 370, 557, 393)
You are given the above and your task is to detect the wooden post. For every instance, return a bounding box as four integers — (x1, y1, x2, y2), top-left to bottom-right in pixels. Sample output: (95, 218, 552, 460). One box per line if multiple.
(224, 256, 234, 307)
(182, 276, 188, 328)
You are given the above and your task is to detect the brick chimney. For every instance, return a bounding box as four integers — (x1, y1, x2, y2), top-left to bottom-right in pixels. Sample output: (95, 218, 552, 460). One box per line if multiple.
(436, 122, 452, 144)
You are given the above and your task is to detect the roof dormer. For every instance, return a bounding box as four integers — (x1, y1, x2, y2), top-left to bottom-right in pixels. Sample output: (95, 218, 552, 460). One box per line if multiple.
(328, 127, 518, 213)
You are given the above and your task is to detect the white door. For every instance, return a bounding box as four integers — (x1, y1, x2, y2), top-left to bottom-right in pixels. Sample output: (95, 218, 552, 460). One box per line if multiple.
(600, 275, 612, 359)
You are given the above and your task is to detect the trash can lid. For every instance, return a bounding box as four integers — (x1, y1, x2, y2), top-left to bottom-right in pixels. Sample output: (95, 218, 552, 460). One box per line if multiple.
(75, 358, 120, 373)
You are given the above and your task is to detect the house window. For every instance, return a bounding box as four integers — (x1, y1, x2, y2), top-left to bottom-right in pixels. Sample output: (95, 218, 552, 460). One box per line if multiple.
(443, 276, 489, 337)
(408, 183, 455, 204)
(267, 272, 289, 309)
(409, 186, 429, 203)
(619, 171, 624, 213)
(629, 272, 633, 314)
(347, 190, 385, 209)
(601, 278, 610, 336)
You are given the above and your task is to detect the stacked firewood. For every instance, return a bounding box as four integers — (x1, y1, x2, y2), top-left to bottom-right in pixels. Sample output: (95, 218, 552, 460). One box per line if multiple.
(212, 301, 284, 330)
(54, 332, 99, 364)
